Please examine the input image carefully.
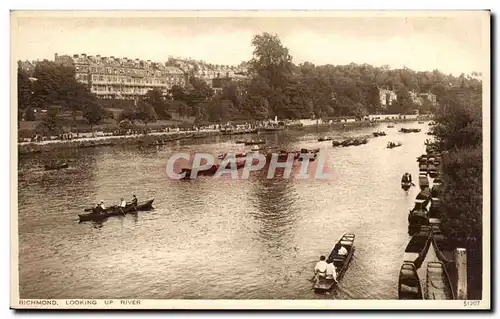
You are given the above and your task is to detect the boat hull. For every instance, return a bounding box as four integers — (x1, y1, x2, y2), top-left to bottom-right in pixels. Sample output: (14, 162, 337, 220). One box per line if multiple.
(398, 263, 424, 300)
(314, 233, 355, 292)
(79, 198, 154, 222)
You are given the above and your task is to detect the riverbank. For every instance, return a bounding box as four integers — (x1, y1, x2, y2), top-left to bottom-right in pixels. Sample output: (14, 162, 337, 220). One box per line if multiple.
(17, 130, 220, 155)
(17, 118, 427, 155)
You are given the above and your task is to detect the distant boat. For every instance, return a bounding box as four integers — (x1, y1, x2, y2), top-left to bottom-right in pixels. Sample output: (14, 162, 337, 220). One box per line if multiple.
(79, 198, 154, 222)
(244, 139, 266, 146)
(387, 142, 402, 148)
(44, 162, 69, 170)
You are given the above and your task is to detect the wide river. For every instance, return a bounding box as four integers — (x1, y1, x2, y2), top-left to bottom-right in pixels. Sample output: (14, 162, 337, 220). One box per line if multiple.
(17, 121, 430, 299)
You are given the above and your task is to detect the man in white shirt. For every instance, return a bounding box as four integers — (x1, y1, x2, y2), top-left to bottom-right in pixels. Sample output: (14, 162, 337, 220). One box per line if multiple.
(314, 256, 327, 279)
(119, 198, 127, 214)
(326, 262, 339, 283)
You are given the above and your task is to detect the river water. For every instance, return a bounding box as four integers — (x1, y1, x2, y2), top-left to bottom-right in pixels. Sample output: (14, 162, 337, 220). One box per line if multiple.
(17, 121, 430, 299)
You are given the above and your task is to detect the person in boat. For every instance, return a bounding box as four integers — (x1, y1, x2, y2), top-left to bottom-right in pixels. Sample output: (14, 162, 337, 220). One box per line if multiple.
(94, 200, 106, 214)
(325, 261, 339, 283)
(338, 245, 348, 256)
(402, 173, 412, 184)
(314, 255, 328, 279)
(119, 197, 127, 214)
(131, 195, 138, 206)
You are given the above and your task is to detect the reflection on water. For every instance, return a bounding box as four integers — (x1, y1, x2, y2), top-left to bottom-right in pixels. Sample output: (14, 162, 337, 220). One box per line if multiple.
(18, 122, 429, 299)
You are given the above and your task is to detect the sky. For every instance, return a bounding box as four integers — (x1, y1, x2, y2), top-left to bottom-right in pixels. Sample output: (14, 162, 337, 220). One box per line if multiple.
(12, 11, 489, 76)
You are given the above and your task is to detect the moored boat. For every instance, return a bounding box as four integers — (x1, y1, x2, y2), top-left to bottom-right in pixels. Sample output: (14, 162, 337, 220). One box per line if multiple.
(398, 263, 424, 299)
(415, 188, 431, 208)
(429, 197, 442, 219)
(428, 164, 438, 178)
(79, 198, 154, 222)
(318, 136, 332, 142)
(419, 175, 429, 190)
(431, 223, 454, 264)
(403, 226, 432, 269)
(425, 261, 456, 300)
(408, 206, 429, 235)
(332, 140, 341, 147)
(314, 233, 355, 293)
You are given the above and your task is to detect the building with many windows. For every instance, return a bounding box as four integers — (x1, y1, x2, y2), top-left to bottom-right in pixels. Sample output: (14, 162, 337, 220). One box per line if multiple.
(54, 53, 186, 99)
(378, 88, 398, 109)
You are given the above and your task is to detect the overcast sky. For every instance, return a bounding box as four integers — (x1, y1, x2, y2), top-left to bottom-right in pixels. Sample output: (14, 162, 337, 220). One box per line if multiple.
(12, 12, 488, 75)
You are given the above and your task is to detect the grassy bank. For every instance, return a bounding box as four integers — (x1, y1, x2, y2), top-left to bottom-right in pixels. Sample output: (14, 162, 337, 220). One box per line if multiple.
(17, 130, 219, 155)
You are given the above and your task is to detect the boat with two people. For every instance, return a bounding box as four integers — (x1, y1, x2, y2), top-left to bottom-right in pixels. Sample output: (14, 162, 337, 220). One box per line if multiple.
(372, 131, 387, 137)
(387, 141, 402, 149)
(313, 233, 355, 293)
(79, 198, 155, 222)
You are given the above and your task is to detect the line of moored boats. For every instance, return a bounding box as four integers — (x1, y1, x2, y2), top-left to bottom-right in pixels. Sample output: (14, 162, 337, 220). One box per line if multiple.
(398, 141, 455, 300)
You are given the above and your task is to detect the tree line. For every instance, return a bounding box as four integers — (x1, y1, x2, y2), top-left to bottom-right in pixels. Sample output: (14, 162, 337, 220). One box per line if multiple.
(17, 32, 482, 133)
(431, 84, 483, 299)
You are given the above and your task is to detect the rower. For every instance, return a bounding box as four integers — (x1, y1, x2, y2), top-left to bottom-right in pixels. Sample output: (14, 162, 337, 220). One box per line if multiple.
(131, 195, 138, 206)
(314, 255, 328, 279)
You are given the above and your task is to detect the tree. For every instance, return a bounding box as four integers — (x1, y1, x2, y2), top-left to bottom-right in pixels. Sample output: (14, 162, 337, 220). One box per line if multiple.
(36, 105, 62, 136)
(144, 89, 171, 120)
(17, 67, 32, 111)
(135, 100, 157, 130)
(250, 32, 293, 89)
(83, 102, 104, 135)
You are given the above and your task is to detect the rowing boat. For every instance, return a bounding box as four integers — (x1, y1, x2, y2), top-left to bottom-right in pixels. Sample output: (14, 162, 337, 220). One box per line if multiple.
(431, 223, 454, 264)
(419, 175, 429, 190)
(425, 261, 456, 300)
(78, 198, 154, 222)
(403, 226, 432, 269)
(408, 207, 429, 235)
(314, 233, 355, 292)
(398, 262, 424, 299)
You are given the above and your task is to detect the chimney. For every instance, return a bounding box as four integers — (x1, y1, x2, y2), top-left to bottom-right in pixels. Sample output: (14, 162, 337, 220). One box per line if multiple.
(81, 53, 86, 58)
(96, 55, 101, 59)
(54, 53, 58, 60)
(73, 54, 79, 58)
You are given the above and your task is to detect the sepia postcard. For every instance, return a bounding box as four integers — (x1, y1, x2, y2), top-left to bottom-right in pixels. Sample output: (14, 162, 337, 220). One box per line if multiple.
(10, 10, 490, 310)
